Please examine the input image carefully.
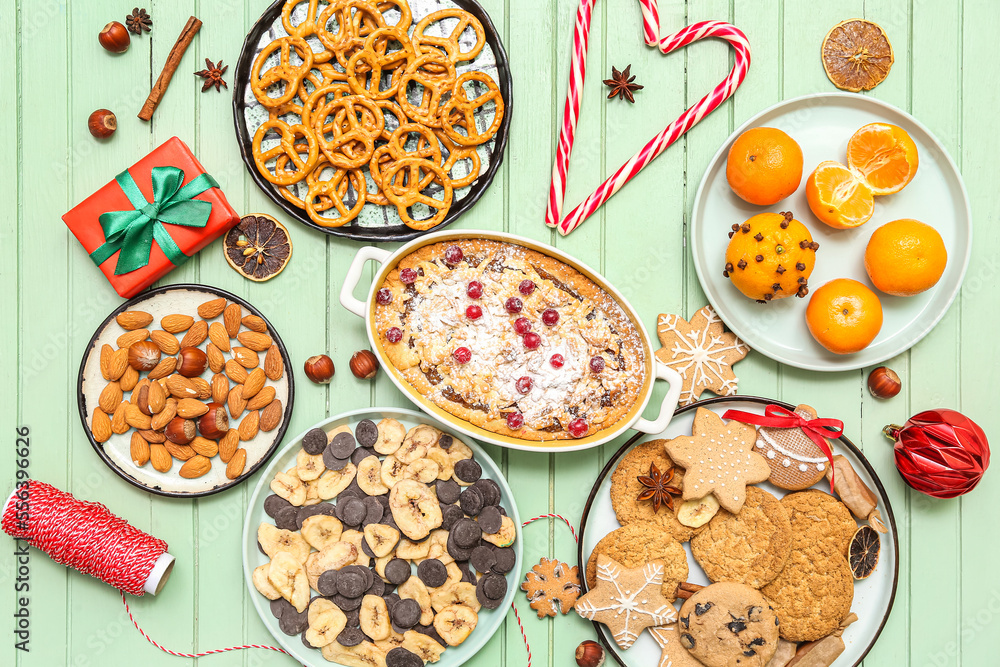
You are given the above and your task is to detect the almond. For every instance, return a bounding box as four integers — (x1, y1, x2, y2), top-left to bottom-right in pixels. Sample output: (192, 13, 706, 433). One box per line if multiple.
(99, 344, 114, 380)
(161, 314, 194, 333)
(120, 365, 140, 391)
(242, 368, 266, 399)
(111, 401, 130, 434)
(117, 310, 153, 330)
(190, 436, 219, 458)
(151, 398, 178, 430)
(227, 385, 246, 420)
(264, 344, 284, 381)
(180, 455, 212, 478)
(116, 328, 149, 349)
(238, 410, 260, 441)
(149, 444, 172, 472)
(241, 315, 268, 333)
(260, 399, 283, 432)
(177, 398, 210, 418)
(125, 404, 152, 430)
(237, 331, 272, 352)
(108, 347, 130, 380)
(136, 384, 151, 416)
(130, 432, 150, 466)
(247, 385, 276, 411)
(91, 408, 112, 442)
(226, 449, 247, 479)
(147, 357, 177, 380)
(231, 346, 259, 369)
(164, 441, 196, 461)
(130, 378, 150, 405)
(205, 343, 224, 373)
(211, 373, 229, 404)
(180, 319, 208, 348)
(99, 381, 123, 414)
(166, 374, 199, 399)
(218, 429, 240, 463)
(148, 381, 166, 414)
(149, 330, 180, 355)
(137, 429, 166, 444)
(198, 297, 227, 319)
(225, 360, 248, 384)
(206, 322, 229, 353)
(223, 303, 242, 337)
(191, 376, 212, 400)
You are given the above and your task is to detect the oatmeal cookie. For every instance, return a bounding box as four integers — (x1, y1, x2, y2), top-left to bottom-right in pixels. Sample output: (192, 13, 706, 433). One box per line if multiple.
(610, 439, 697, 542)
(781, 489, 857, 557)
(585, 521, 688, 600)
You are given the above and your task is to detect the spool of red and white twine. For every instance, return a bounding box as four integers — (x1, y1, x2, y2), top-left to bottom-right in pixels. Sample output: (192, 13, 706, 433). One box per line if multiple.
(1, 479, 174, 596)
(545, 0, 751, 235)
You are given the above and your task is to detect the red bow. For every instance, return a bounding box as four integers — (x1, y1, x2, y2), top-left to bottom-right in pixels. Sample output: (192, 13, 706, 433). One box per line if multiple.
(722, 405, 842, 493)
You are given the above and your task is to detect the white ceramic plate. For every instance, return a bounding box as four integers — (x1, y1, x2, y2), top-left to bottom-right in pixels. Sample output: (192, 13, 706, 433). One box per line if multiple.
(690, 93, 972, 371)
(578, 397, 898, 667)
(242, 407, 523, 667)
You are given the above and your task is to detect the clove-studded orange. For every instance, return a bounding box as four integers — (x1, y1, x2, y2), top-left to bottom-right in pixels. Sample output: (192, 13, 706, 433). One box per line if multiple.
(724, 211, 818, 303)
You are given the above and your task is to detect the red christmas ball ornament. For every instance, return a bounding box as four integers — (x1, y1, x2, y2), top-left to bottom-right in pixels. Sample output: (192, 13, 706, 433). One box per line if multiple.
(883, 409, 990, 499)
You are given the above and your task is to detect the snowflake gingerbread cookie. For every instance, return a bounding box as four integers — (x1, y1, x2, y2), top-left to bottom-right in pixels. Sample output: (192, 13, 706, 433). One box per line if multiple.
(521, 557, 581, 618)
(655, 306, 749, 406)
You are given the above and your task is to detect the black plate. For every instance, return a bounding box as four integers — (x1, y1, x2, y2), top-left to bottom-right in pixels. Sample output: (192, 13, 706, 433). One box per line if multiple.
(231, 0, 512, 242)
(76, 284, 295, 499)
(576, 395, 899, 667)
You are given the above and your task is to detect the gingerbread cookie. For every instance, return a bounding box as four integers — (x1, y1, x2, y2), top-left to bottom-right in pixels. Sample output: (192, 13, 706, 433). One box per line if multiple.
(676, 582, 780, 667)
(760, 542, 854, 642)
(664, 407, 771, 514)
(650, 625, 703, 667)
(610, 439, 697, 542)
(754, 405, 831, 490)
(520, 557, 581, 618)
(655, 305, 749, 406)
(574, 555, 677, 650)
(585, 521, 688, 600)
(691, 487, 792, 589)
(781, 489, 857, 557)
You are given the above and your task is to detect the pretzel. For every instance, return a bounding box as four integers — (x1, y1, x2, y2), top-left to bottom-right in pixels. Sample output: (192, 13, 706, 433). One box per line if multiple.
(396, 53, 456, 127)
(252, 119, 320, 185)
(346, 27, 416, 99)
(440, 71, 504, 146)
(280, 0, 334, 63)
(376, 0, 412, 33)
(436, 129, 482, 188)
(305, 167, 367, 227)
(276, 148, 336, 210)
(314, 96, 384, 169)
(411, 9, 486, 63)
(298, 64, 349, 102)
(251, 36, 315, 108)
(316, 0, 386, 68)
(382, 157, 453, 230)
(301, 83, 354, 127)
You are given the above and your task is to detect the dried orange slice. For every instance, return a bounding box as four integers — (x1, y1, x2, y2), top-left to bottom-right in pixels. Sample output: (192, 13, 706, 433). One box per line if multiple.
(224, 214, 293, 282)
(821, 19, 893, 92)
(805, 161, 875, 229)
(847, 122, 918, 195)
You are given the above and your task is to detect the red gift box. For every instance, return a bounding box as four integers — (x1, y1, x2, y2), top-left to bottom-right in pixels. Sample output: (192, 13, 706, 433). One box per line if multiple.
(63, 137, 240, 299)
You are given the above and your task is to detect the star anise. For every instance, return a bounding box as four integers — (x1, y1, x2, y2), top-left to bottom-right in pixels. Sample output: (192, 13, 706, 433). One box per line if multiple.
(125, 8, 152, 34)
(195, 59, 229, 93)
(636, 462, 682, 513)
(603, 64, 643, 103)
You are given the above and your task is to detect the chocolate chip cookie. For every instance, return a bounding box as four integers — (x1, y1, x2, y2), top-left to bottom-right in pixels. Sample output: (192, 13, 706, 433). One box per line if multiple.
(585, 521, 688, 600)
(677, 582, 779, 667)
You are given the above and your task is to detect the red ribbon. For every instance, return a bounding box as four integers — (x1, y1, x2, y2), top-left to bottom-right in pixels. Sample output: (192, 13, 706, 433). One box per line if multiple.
(723, 405, 842, 493)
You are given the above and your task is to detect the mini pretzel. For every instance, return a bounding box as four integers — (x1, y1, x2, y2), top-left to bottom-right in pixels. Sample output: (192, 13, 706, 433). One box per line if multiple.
(437, 129, 482, 188)
(280, 0, 334, 63)
(411, 9, 486, 63)
(346, 27, 415, 99)
(305, 167, 367, 227)
(301, 83, 354, 127)
(251, 36, 315, 108)
(277, 149, 336, 210)
(314, 96, 384, 169)
(252, 119, 320, 185)
(376, 99, 407, 140)
(375, 0, 412, 33)
(441, 71, 504, 146)
(298, 64, 349, 103)
(396, 53, 456, 127)
(316, 0, 386, 68)
(382, 157, 453, 230)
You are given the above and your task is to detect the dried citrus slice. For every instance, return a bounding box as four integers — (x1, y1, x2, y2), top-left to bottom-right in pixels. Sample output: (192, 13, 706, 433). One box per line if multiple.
(805, 161, 875, 229)
(224, 214, 293, 282)
(847, 122, 918, 195)
(849, 525, 881, 579)
(821, 19, 893, 92)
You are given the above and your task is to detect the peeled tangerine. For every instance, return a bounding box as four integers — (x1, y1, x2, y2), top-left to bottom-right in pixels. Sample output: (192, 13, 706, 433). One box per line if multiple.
(724, 211, 818, 303)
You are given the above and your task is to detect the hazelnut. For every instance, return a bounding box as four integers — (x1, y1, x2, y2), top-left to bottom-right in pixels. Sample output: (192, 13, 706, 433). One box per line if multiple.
(128, 341, 161, 371)
(98, 21, 130, 53)
(176, 347, 208, 378)
(868, 366, 901, 399)
(575, 640, 605, 667)
(349, 349, 379, 380)
(198, 403, 229, 440)
(164, 417, 196, 445)
(303, 354, 335, 384)
(88, 109, 117, 139)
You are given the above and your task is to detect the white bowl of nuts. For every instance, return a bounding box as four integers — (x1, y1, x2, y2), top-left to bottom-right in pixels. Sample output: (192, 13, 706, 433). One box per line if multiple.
(77, 284, 294, 497)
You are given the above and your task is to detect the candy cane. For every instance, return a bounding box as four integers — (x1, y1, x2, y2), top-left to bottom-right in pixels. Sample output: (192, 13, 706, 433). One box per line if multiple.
(545, 1, 751, 236)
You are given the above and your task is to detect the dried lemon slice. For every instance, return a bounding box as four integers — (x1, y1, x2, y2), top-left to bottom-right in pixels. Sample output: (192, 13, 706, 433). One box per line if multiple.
(821, 19, 893, 92)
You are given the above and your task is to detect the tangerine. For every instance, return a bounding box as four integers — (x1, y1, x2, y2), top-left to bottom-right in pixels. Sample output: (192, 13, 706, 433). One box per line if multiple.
(847, 123, 918, 195)
(806, 278, 883, 354)
(864, 219, 947, 296)
(724, 212, 818, 302)
(806, 161, 875, 229)
(726, 127, 803, 206)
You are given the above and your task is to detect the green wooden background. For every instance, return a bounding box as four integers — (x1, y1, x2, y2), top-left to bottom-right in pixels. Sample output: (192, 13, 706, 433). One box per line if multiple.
(1, 0, 998, 665)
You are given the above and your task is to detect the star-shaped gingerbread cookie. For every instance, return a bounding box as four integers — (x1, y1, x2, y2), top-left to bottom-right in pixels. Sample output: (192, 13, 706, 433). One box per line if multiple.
(650, 624, 702, 667)
(656, 305, 749, 406)
(663, 407, 770, 514)
(574, 555, 677, 650)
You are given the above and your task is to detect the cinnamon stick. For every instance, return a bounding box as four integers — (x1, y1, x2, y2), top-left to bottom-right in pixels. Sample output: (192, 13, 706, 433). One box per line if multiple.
(138, 16, 202, 121)
(674, 582, 705, 600)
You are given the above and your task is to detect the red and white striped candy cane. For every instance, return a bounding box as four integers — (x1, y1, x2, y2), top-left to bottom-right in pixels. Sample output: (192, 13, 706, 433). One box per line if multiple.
(545, 1, 751, 236)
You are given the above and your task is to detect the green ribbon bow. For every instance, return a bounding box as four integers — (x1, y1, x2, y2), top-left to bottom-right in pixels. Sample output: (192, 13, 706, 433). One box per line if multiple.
(90, 166, 219, 275)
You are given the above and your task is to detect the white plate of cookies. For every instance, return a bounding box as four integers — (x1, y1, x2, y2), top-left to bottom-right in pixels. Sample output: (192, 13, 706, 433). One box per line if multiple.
(576, 396, 897, 667)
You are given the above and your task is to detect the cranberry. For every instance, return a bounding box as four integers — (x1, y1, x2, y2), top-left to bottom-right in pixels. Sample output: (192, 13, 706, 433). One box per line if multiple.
(505, 297, 523, 314)
(444, 245, 464, 264)
(466, 305, 482, 320)
(514, 317, 532, 335)
(542, 309, 560, 326)
(515, 376, 533, 394)
(506, 412, 524, 429)
(453, 347, 472, 364)
(568, 418, 589, 438)
(376, 288, 392, 305)
(467, 281, 483, 299)
(386, 327, 403, 343)
(518, 280, 535, 296)
(550, 354, 564, 369)
(523, 332, 541, 350)
(400, 268, 418, 284)
(589, 356, 606, 373)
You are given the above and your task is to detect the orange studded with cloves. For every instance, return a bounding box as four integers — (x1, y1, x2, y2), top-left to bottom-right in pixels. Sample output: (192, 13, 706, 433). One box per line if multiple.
(724, 211, 818, 303)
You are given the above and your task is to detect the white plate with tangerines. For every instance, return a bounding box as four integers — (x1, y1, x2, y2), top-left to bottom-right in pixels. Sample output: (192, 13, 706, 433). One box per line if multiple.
(690, 92, 971, 371)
